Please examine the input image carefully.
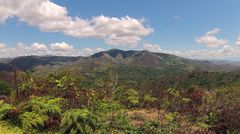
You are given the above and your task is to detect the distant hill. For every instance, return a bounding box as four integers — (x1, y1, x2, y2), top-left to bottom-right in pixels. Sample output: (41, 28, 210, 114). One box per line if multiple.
(88, 49, 230, 71)
(0, 49, 239, 73)
(0, 56, 80, 71)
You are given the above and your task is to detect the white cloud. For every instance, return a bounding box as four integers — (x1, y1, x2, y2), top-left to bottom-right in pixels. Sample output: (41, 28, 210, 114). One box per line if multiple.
(143, 42, 162, 52)
(196, 28, 228, 48)
(142, 41, 240, 60)
(2, 41, 240, 60)
(236, 35, 240, 46)
(31, 43, 48, 51)
(205, 28, 220, 35)
(50, 42, 74, 51)
(162, 50, 183, 56)
(0, 42, 106, 58)
(0, 42, 78, 57)
(80, 48, 104, 56)
(168, 46, 240, 60)
(0, 43, 6, 49)
(0, 0, 153, 47)
(143, 42, 183, 57)
(181, 45, 240, 59)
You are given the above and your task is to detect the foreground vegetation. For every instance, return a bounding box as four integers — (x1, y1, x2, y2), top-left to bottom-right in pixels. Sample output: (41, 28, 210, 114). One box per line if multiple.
(1, 69, 240, 134)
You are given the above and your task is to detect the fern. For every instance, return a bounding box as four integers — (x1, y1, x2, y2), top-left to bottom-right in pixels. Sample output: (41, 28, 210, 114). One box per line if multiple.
(19, 96, 64, 130)
(0, 100, 13, 120)
(61, 109, 98, 134)
(25, 96, 63, 117)
(20, 112, 47, 130)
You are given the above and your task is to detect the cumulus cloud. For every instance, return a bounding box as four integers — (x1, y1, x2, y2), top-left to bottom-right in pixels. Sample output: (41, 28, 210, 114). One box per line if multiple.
(205, 28, 220, 35)
(0, 43, 6, 49)
(50, 42, 74, 51)
(236, 35, 240, 46)
(143, 42, 162, 52)
(31, 43, 48, 51)
(181, 45, 240, 59)
(142, 40, 240, 60)
(196, 28, 228, 48)
(0, 0, 153, 47)
(143, 42, 183, 56)
(167, 44, 240, 60)
(80, 48, 104, 56)
(0, 42, 106, 58)
(0, 42, 79, 57)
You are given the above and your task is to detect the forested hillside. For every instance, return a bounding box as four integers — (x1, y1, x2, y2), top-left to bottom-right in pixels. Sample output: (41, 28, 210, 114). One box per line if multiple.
(0, 50, 240, 133)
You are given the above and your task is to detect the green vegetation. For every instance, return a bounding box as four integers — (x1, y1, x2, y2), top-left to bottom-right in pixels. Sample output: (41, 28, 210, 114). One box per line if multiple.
(1, 50, 240, 133)
(0, 81, 11, 96)
(61, 109, 97, 134)
(0, 69, 240, 134)
(0, 122, 23, 134)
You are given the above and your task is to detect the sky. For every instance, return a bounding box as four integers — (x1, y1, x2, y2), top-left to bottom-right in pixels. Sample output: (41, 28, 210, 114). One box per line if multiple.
(0, 0, 240, 60)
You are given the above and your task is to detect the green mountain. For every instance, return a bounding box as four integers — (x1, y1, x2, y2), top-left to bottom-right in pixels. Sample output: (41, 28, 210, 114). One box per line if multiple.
(87, 49, 229, 71)
(0, 49, 238, 73)
(0, 56, 80, 71)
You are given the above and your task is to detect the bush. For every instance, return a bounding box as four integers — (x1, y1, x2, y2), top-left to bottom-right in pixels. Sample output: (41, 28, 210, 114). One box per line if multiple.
(140, 120, 162, 134)
(61, 109, 98, 134)
(20, 96, 64, 130)
(115, 88, 140, 108)
(0, 80, 11, 96)
(143, 94, 158, 107)
(25, 96, 63, 117)
(94, 101, 123, 115)
(98, 112, 136, 133)
(126, 89, 140, 108)
(0, 100, 13, 120)
(20, 112, 47, 130)
(140, 119, 179, 134)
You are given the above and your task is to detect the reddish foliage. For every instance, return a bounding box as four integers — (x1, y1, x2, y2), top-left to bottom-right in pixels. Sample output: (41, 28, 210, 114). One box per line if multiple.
(45, 116, 61, 130)
(7, 108, 21, 121)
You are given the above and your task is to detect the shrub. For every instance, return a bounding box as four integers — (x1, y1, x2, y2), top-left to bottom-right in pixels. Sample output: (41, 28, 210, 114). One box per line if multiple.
(140, 119, 179, 134)
(61, 109, 98, 134)
(94, 101, 123, 115)
(0, 100, 13, 120)
(20, 96, 64, 130)
(20, 112, 47, 130)
(115, 88, 140, 108)
(143, 94, 158, 107)
(19, 77, 37, 97)
(140, 120, 162, 134)
(25, 96, 63, 117)
(0, 80, 11, 96)
(126, 89, 140, 108)
(107, 113, 136, 133)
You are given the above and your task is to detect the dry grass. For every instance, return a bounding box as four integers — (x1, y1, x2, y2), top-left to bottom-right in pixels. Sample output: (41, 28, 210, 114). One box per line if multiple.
(126, 109, 165, 127)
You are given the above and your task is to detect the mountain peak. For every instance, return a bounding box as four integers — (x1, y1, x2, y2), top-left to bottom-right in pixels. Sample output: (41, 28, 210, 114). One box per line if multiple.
(108, 48, 122, 51)
(91, 49, 137, 59)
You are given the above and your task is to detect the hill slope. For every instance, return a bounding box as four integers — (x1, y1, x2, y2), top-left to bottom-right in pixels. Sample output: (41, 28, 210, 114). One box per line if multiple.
(0, 56, 80, 71)
(0, 49, 238, 73)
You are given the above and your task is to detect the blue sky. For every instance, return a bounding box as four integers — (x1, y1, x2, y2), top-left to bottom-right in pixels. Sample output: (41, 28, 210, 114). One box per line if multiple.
(0, 0, 240, 59)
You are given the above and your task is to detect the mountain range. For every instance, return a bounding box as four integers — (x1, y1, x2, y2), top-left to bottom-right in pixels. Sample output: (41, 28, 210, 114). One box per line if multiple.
(0, 49, 239, 73)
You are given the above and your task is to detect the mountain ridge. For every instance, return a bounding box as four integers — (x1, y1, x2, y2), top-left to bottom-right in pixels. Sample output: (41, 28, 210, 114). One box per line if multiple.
(0, 49, 239, 72)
